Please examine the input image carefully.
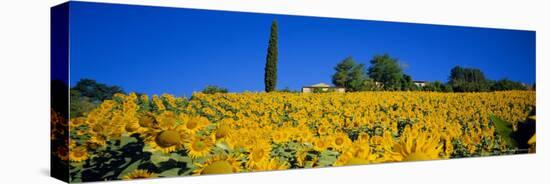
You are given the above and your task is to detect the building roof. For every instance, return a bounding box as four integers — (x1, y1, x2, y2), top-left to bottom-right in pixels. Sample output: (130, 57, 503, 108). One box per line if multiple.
(302, 83, 343, 88)
(311, 83, 330, 87)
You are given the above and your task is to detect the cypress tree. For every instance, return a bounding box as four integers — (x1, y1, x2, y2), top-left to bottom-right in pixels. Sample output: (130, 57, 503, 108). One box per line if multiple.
(264, 20, 278, 92)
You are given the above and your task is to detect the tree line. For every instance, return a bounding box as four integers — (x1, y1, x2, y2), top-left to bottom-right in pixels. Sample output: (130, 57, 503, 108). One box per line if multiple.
(261, 20, 531, 93)
(70, 79, 125, 118)
(331, 54, 531, 92)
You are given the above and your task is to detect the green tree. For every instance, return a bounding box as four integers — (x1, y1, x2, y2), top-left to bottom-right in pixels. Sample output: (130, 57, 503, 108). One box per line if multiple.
(442, 83, 454, 92)
(491, 79, 527, 91)
(264, 20, 278, 92)
(73, 78, 125, 102)
(202, 85, 228, 94)
(278, 87, 294, 93)
(331, 57, 369, 92)
(422, 81, 452, 92)
(400, 74, 416, 91)
(362, 78, 382, 91)
(70, 79, 125, 117)
(448, 66, 490, 92)
(332, 57, 355, 88)
(367, 54, 404, 90)
(348, 63, 368, 91)
(70, 89, 96, 118)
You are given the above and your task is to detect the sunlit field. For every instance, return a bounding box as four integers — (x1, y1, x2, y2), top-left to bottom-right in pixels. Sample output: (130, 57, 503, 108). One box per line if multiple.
(53, 91, 535, 182)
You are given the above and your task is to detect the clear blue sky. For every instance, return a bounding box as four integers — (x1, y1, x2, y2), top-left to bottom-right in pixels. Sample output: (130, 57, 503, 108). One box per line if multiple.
(69, 2, 536, 96)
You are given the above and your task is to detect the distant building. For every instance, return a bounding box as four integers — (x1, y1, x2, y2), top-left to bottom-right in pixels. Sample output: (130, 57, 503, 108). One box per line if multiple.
(413, 81, 428, 87)
(374, 81, 384, 88)
(302, 83, 345, 93)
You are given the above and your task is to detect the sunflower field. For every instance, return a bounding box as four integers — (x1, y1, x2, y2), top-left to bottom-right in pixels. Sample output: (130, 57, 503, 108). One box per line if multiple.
(54, 91, 535, 182)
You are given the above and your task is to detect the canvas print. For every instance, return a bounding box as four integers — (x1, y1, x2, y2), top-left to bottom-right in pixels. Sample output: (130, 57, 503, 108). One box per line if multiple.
(51, 1, 536, 183)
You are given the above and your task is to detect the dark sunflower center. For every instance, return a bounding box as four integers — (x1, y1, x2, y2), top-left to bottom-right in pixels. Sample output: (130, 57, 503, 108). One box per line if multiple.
(335, 138, 344, 145)
(216, 130, 227, 139)
(74, 151, 85, 157)
(155, 130, 180, 147)
(252, 149, 265, 161)
(201, 161, 233, 174)
(193, 141, 206, 150)
(92, 125, 103, 133)
(187, 120, 198, 129)
(140, 117, 153, 127)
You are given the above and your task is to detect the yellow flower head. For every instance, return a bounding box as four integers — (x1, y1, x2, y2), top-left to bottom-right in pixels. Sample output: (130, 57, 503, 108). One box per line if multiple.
(393, 126, 443, 161)
(193, 154, 243, 175)
(251, 158, 289, 171)
(184, 116, 210, 134)
(69, 147, 89, 162)
(330, 132, 352, 151)
(122, 169, 157, 180)
(246, 141, 272, 169)
(185, 135, 214, 159)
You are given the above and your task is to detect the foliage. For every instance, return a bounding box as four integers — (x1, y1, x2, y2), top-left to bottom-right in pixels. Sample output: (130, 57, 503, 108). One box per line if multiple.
(448, 66, 490, 92)
(361, 78, 383, 91)
(490, 109, 536, 153)
(491, 79, 527, 91)
(422, 81, 453, 92)
(264, 20, 278, 92)
(201, 85, 228, 94)
(65, 91, 535, 182)
(400, 74, 417, 91)
(70, 89, 97, 118)
(278, 87, 297, 93)
(69, 79, 125, 118)
(72, 78, 125, 103)
(367, 54, 405, 90)
(312, 87, 335, 93)
(331, 57, 369, 92)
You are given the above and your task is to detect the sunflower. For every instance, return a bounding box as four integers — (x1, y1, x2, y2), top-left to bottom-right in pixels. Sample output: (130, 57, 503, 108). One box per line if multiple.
(90, 123, 105, 134)
(330, 132, 352, 151)
(295, 148, 313, 167)
(56, 146, 69, 161)
(334, 153, 370, 166)
(334, 142, 376, 166)
(122, 169, 157, 180)
(317, 123, 330, 136)
(193, 154, 243, 175)
(69, 117, 86, 129)
(75, 129, 87, 136)
(69, 147, 89, 162)
(357, 132, 370, 144)
(313, 137, 330, 151)
(125, 120, 141, 133)
(88, 134, 107, 147)
(270, 130, 287, 144)
(246, 141, 272, 169)
(143, 114, 190, 153)
(139, 113, 156, 128)
(183, 116, 210, 134)
(393, 126, 443, 161)
(156, 111, 177, 129)
(148, 127, 188, 154)
(185, 135, 214, 159)
(251, 158, 289, 171)
(212, 123, 233, 143)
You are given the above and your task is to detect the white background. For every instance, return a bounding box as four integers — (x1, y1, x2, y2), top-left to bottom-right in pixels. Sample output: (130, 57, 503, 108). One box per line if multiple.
(0, 0, 548, 183)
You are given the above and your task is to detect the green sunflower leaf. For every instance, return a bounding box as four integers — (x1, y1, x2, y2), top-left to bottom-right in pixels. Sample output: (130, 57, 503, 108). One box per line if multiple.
(170, 153, 191, 163)
(159, 168, 180, 177)
(117, 160, 142, 179)
(151, 152, 171, 166)
(490, 115, 518, 148)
